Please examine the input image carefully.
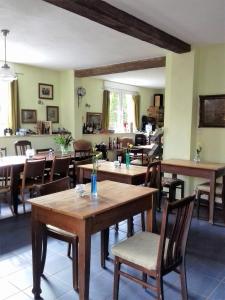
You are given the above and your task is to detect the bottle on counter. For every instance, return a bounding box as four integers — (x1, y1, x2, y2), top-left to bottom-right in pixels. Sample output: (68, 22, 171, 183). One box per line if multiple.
(108, 137, 112, 150)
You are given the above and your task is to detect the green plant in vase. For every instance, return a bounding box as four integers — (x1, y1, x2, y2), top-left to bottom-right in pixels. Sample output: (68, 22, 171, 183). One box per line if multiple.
(54, 133, 73, 154)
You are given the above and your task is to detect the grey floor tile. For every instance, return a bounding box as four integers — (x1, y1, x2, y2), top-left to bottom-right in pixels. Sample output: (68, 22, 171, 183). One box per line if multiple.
(0, 278, 20, 300)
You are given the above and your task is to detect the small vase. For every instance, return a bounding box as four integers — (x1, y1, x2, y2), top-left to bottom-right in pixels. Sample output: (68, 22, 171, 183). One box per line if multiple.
(60, 145, 68, 155)
(194, 153, 201, 163)
(91, 172, 97, 197)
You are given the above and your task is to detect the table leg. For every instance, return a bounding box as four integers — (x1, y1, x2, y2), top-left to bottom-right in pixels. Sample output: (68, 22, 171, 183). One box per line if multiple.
(146, 194, 154, 232)
(209, 174, 216, 224)
(31, 216, 43, 299)
(127, 217, 134, 237)
(100, 228, 109, 268)
(12, 165, 21, 215)
(79, 168, 84, 184)
(78, 227, 91, 300)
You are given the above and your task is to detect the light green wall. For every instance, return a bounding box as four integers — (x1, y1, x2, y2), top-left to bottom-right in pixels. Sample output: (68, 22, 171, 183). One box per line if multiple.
(74, 76, 164, 139)
(164, 51, 195, 160)
(195, 44, 225, 163)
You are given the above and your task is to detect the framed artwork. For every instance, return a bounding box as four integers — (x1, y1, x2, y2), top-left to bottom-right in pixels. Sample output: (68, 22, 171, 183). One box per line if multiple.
(86, 112, 102, 129)
(21, 109, 37, 123)
(46, 106, 59, 123)
(38, 83, 53, 100)
(199, 94, 225, 128)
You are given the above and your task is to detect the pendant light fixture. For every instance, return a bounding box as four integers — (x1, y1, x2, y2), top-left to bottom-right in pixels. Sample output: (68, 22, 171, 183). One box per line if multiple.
(0, 29, 17, 82)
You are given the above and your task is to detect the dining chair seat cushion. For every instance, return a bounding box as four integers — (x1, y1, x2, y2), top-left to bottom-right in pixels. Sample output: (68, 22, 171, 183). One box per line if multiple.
(196, 182, 222, 204)
(112, 232, 168, 270)
(46, 225, 76, 238)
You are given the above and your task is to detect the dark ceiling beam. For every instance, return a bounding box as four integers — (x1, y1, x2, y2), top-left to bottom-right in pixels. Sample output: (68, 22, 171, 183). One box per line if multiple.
(43, 0, 191, 53)
(74, 57, 166, 77)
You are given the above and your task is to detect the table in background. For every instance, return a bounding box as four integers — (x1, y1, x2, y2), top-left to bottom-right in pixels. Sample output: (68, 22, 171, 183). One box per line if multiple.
(78, 161, 147, 185)
(161, 159, 225, 223)
(29, 180, 157, 300)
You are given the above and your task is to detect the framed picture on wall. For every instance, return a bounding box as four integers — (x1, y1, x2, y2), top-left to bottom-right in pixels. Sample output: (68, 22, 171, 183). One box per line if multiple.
(199, 94, 225, 127)
(38, 83, 54, 100)
(86, 112, 102, 130)
(21, 109, 37, 123)
(46, 106, 59, 123)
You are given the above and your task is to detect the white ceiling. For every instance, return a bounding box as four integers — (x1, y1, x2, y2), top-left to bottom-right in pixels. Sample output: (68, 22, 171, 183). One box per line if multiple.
(94, 68, 165, 89)
(0, 0, 224, 88)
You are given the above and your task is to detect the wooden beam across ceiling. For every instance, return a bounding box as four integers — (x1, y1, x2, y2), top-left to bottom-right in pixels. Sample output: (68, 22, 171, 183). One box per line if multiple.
(43, 0, 191, 53)
(74, 57, 166, 77)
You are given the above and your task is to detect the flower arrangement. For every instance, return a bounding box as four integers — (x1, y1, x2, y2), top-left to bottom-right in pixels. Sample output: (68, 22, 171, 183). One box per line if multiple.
(92, 147, 102, 173)
(194, 144, 202, 163)
(196, 145, 202, 155)
(54, 133, 73, 147)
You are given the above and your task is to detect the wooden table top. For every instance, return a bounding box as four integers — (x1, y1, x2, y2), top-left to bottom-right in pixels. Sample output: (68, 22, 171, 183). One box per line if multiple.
(29, 180, 157, 220)
(162, 159, 225, 171)
(78, 161, 147, 176)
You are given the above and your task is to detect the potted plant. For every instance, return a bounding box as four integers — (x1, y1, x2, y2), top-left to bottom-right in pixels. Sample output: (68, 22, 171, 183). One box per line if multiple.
(54, 133, 73, 154)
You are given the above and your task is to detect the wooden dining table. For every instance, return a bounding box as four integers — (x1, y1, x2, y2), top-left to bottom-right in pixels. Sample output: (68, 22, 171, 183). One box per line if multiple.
(0, 152, 75, 214)
(78, 161, 147, 185)
(29, 180, 157, 300)
(161, 159, 225, 223)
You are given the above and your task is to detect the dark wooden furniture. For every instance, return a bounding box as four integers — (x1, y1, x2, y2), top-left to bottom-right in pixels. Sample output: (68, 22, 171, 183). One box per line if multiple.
(199, 94, 225, 128)
(49, 155, 71, 181)
(73, 139, 92, 152)
(20, 159, 46, 212)
(112, 195, 195, 300)
(29, 180, 157, 300)
(196, 182, 224, 221)
(135, 133, 147, 146)
(0, 165, 14, 215)
(14, 140, 32, 155)
(161, 159, 225, 224)
(162, 176, 185, 202)
(0, 147, 7, 156)
(32, 177, 78, 291)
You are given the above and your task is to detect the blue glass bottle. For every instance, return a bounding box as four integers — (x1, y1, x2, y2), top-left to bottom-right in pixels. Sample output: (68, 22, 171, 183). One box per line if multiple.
(125, 151, 130, 169)
(91, 172, 97, 196)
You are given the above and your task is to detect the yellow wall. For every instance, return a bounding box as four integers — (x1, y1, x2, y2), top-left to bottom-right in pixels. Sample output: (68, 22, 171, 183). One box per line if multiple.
(195, 44, 225, 163)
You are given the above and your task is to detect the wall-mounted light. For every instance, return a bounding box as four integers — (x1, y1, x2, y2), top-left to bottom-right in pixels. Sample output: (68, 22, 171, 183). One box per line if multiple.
(77, 87, 86, 107)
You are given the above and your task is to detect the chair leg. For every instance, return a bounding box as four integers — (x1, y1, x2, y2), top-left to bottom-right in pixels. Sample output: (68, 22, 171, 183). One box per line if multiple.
(7, 193, 15, 216)
(113, 257, 121, 300)
(21, 191, 26, 213)
(196, 192, 200, 219)
(72, 238, 79, 291)
(115, 223, 119, 232)
(181, 182, 185, 198)
(67, 243, 71, 258)
(142, 272, 147, 289)
(156, 275, 164, 300)
(41, 232, 47, 275)
(180, 261, 188, 300)
(141, 212, 145, 231)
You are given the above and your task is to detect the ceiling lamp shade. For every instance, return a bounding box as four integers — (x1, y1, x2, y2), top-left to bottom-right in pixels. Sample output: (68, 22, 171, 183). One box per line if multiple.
(0, 29, 17, 82)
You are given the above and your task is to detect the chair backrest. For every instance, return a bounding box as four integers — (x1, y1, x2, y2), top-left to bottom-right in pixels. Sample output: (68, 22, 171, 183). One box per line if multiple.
(157, 195, 195, 272)
(50, 155, 71, 181)
(118, 137, 133, 148)
(144, 160, 161, 190)
(14, 140, 32, 155)
(135, 134, 147, 146)
(73, 139, 92, 151)
(22, 159, 46, 187)
(0, 165, 12, 190)
(33, 176, 70, 197)
(0, 147, 7, 157)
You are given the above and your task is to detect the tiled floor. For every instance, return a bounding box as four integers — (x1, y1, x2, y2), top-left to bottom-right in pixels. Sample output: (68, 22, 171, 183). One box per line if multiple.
(0, 204, 225, 300)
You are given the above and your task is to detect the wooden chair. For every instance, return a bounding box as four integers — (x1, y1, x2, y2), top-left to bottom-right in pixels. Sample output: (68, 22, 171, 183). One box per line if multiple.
(135, 133, 147, 146)
(112, 194, 195, 300)
(14, 140, 32, 155)
(73, 139, 92, 152)
(118, 137, 133, 148)
(129, 148, 148, 166)
(196, 181, 224, 221)
(162, 176, 185, 202)
(49, 155, 71, 182)
(0, 147, 7, 157)
(20, 158, 46, 212)
(32, 177, 78, 291)
(0, 165, 14, 215)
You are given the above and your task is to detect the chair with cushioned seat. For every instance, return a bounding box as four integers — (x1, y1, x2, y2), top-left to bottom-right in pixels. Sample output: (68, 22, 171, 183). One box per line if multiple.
(112, 194, 195, 300)
(196, 181, 224, 221)
(32, 177, 78, 291)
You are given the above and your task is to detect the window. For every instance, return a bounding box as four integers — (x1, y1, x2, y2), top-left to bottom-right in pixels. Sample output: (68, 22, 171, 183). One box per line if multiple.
(108, 90, 136, 133)
(0, 82, 11, 135)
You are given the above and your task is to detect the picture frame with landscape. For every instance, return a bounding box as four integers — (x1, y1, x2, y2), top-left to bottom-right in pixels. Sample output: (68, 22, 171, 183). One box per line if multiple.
(21, 109, 37, 124)
(39, 83, 54, 100)
(46, 106, 59, 123)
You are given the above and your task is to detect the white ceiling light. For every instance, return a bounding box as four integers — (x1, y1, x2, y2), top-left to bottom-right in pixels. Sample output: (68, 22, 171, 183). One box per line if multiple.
(0, 29, 17, 82)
